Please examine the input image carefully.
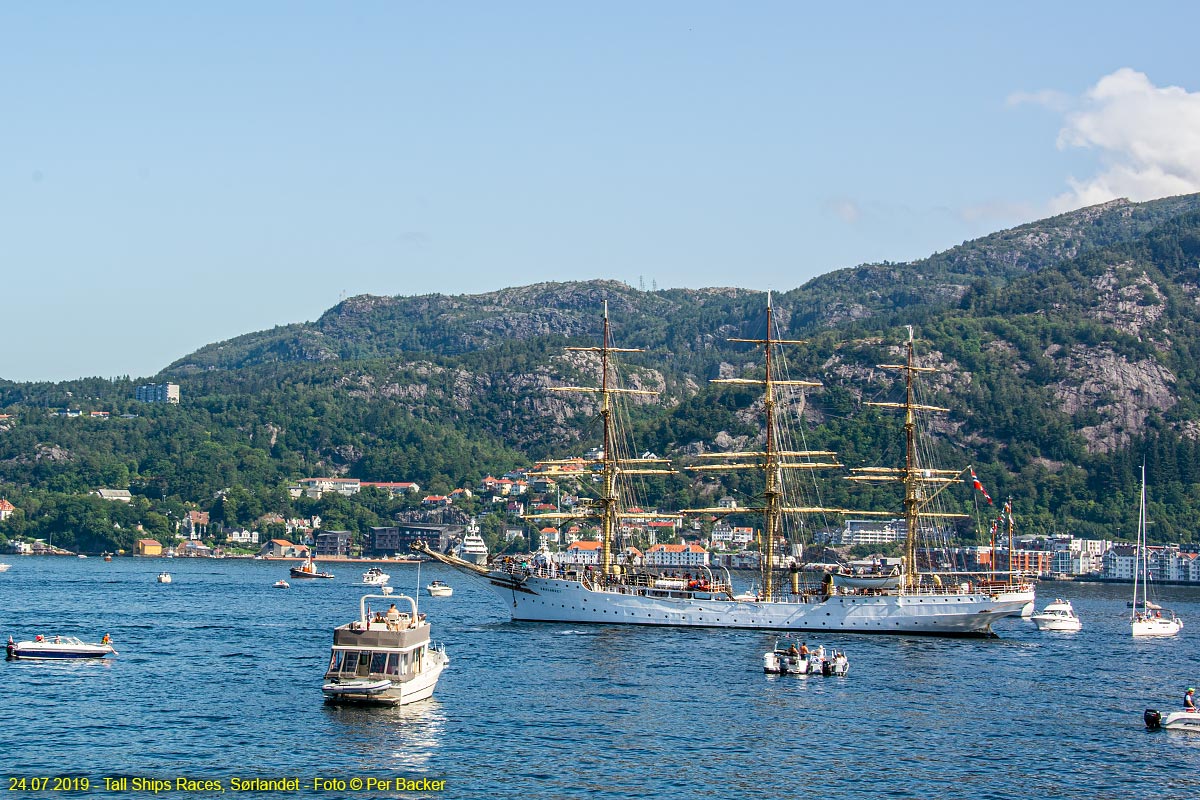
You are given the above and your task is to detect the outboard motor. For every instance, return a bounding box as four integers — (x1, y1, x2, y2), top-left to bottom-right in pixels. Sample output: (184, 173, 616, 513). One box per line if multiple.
(1145, 709, 1162, 730)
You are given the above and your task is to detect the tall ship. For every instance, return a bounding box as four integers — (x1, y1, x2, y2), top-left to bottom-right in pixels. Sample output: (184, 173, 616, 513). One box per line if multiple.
(418, 301, 1034, 635)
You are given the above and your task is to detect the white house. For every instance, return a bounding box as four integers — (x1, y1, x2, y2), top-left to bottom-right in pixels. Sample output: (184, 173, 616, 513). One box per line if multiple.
(644, 543, 709, 568)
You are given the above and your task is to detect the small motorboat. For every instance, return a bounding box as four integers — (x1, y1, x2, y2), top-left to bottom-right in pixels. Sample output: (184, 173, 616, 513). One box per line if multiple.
(1145, 708, 1200, 732)
(362, 567, 391, 586)
(0, 563, 11, 572)
(1030, 598, 1082, 632)
(7, 634, 117, 660)
(763, 639, 849, 676)
(273, 580, 290, 589)
(426, 580, 453, 597)
(77, 554, 88, 559)
(157, 572, 172, 584)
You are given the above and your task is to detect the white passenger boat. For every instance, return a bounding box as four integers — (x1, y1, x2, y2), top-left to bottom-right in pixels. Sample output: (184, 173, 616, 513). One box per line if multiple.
(321, 592, 448, 706)
(7, 634, 117, 660)
(157, 572, 172, 584)
(1030, 598, 1082, 631)
(425, 580, 453, 597)
(362, 567, 391, 586)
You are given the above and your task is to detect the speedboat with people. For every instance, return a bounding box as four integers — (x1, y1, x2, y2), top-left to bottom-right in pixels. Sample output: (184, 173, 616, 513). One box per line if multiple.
(321, 591, 448, 706)
(763, 638, 849, 676)
(7, 634, 117, 660)
(273, 579, 290, 589)
(1030, 598, 1082, 632)
(157, 572, 172, 583)
(362, 567, 391, 586)
(425, 580, 453, 597)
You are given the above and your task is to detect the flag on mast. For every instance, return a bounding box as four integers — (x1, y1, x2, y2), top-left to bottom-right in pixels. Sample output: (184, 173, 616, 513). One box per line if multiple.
(970, 469, 993, 505)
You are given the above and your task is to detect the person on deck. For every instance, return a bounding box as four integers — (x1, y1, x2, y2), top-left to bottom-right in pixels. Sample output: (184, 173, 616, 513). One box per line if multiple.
(1185, 688, 1196, 711)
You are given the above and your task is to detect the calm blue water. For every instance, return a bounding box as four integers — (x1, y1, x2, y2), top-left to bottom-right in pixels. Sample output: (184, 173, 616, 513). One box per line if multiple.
(2, 557, 1199, 800)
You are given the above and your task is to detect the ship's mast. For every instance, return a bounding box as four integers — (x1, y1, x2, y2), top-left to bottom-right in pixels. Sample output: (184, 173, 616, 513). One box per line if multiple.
(683, 294, 843, 602)
(526, 302, 672, 577)
(848, 328, 965, 591)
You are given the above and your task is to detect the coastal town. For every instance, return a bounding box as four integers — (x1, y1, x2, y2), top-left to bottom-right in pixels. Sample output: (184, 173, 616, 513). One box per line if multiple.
(6, 459, 1200, 585)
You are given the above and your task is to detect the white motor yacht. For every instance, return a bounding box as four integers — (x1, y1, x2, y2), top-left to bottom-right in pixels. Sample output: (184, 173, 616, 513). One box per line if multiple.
(157, 572, 172, 584)
(362, 567, 391, 586)
(425, 580, 453, 597)
(7, 634, 117, 660)
(1030, 598, 1082, 632)
(321, 592, 448, 706)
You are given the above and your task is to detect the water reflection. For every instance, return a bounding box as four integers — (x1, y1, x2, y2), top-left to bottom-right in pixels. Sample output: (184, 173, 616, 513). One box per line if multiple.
(323, 701, 446, 769)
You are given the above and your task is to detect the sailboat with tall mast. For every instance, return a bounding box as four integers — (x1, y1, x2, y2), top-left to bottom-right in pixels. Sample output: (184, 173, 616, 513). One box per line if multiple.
(417, 301, 1033, 635)
(1131, 464, 1183, 638)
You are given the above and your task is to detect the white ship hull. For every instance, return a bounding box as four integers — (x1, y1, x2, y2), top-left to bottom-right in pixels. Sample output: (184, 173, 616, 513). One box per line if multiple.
(483, 572, 1032, 636)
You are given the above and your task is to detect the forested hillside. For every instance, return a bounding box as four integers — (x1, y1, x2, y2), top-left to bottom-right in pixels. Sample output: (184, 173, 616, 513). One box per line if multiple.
(7, 194, 1200, 553)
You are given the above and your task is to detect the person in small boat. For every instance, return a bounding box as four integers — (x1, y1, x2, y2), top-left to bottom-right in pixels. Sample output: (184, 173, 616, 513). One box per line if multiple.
(799, 642, 809, 658)
(1185, 688, 1196, 710)
(101, 633, 111, 645)
(787, 642, 799, 657)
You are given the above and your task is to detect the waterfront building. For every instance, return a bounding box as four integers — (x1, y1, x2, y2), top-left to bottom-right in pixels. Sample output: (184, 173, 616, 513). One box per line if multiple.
(259, 539, 309, 558)
(315, 530, 352, 557)
(368, 523, 455, 556)
(136, 538, 163, 556)
(835, 518, 905, 547)
(0, 499, 14, 520)
(644, 543, 709, 569)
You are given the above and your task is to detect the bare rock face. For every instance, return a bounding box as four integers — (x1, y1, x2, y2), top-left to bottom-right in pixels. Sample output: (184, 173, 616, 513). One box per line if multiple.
(1089, 266, 1167, 342)
(1053, 346, 1177, 453)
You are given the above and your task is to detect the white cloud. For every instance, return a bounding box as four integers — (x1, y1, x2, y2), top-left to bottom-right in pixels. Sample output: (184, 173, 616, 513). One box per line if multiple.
(827, 197, 861, 224)
(1050, 68, 1200, 212)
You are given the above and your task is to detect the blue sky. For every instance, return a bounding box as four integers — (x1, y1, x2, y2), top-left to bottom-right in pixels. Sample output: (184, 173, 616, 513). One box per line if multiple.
(4, 3, 1200, 382)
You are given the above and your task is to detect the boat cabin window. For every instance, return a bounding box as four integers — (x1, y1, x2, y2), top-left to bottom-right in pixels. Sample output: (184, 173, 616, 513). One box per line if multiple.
(354, 652, 371, 678)
(336, 651, 359, 675)
(328, 651, 345, 673)
(385, 654, 402, 676)
(370, 652, 388, 675)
